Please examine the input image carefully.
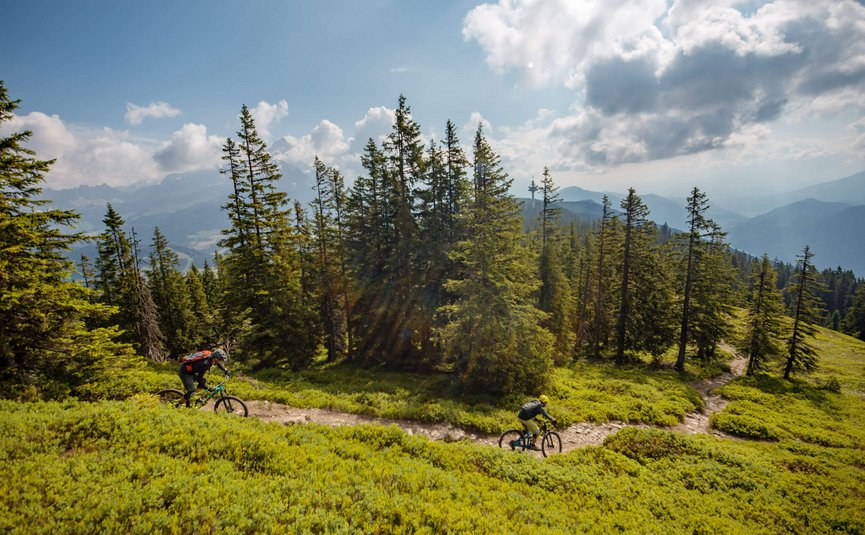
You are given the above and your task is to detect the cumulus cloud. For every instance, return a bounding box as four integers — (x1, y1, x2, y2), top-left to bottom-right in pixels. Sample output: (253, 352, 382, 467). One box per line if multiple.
(272, 119, 350, 167)
(153, 123, 225, 174)
(464, 0, 865, 167)
(250, 99, 289, 138)
(350, 106, 396, 152)
(2, 111, 227, 188)
(124, 101, 181, 125)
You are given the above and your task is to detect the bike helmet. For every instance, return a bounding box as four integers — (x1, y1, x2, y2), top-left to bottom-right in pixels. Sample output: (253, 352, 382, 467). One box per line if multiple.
(538, 395, 550, 405)
(211, 348, 228, 362)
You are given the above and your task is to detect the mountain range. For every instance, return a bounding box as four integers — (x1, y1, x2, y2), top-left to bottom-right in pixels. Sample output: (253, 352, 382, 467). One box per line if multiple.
(42, 169, 865, 276)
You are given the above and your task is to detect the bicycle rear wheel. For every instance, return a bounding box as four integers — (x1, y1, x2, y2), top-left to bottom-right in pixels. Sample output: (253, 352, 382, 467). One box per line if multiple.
(214, 395, 248, 417)
(498, 429, 524, 451)
(157, 389, 185, 408)
(541, 431, 562, 457)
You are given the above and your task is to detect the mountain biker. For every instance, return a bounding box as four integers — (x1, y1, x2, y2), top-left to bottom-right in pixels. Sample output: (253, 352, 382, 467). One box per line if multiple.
(178, 344, 230, 407)
(518, 395, 556, 450)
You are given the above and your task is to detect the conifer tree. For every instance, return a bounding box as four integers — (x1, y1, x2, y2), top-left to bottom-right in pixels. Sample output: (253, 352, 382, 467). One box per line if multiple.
(591, 196, 614, 359)
(572, 231, 594, 355)
(438, 125, 552, 394)
(0, 81, 134, 398)
(293, 200, 315, 307)
(676, 187, 712, 370)
(614, 189, 650, 364)
(346, 139, 391, 363)
(381, 95, 426, 366)
(218, 107, 317, 369)
(312, 156, 346, 361)
(94, 206, 165, 360)
(184, 264, 217, 347)
(743, 255, 787, 376)
(415, 125, 471, 363)
(147, 228, 194, 358)
(537, 168, 574, 363)
(843, 284, 865, 341)
(784, 245, 822, 379)
(688, 223, 735, 360)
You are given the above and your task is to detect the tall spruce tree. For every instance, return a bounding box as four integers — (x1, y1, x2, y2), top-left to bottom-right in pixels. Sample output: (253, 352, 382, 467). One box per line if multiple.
(147, 228, 194, 358)
(218, 106, 317, 369)
(438, 125, 553, 395)
(346, 139, 391, 364)
(381, 95, 426, 366)
(312, 157, 346, 362)
(184, 264, 217, 347)
(94, 206, 165, 361)
(843, 284, 865, 341)
(675, 187, 712, 370)
(743, 255, 787, 376)
(537, 168, 574, 364)
(614, 188, 650, 364)
(591, 196, 614, 359)
(688, 223, 735, 360)
(0, 81, 135, 398)
(784, 245, 822, 379)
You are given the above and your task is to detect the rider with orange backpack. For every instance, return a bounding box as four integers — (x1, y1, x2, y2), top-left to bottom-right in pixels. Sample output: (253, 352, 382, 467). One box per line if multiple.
(178, 343, 230, 407)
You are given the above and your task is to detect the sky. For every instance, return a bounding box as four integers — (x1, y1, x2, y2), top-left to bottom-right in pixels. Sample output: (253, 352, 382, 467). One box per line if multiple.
(2, 0, 864, 202)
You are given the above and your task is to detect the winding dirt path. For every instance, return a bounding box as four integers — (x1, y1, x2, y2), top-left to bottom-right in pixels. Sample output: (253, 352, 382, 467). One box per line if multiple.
(245, 347, 749, 454)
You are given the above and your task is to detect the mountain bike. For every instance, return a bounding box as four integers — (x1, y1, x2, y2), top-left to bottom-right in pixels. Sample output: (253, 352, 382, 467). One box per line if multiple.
(157, 378, 248, 417)
(498, 420, 562, 457)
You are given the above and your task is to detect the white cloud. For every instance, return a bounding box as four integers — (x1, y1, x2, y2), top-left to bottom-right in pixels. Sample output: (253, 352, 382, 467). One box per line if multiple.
(464, 0, 865, 168)
(2, 111, 227, 188)
(351, 106, 395, 151)
(273, 120, 350, 168)
(250, 99, 289, 138)
(125, 101, 181, 125)
(154, 123, 225, 174)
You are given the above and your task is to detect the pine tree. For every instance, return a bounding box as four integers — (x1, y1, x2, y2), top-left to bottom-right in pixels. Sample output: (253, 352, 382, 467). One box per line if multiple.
(784, 245, 822, 379)
(346, 139, 391, 363)
(415, 125, 471, 365)
(591, 196, 614, 359)
(572, 230, 594, 355)
(94, 206, 165, 360)
(614, 188, 651, 364)
(218, 107, 317, 369)
(147, 228, 194, 358)
(676, 187, 712, 371)
(743, 255, 787, 376)
(184, 264, 217, 347)
(438, 125, 553, 395)
(1, 81, 134, 398)
(537, 168, 574, 364)
(843, 284, 865, 341)
(312, 156, 346, 361)
(688, 223, 735, 361)
(382, 94, 426, 366)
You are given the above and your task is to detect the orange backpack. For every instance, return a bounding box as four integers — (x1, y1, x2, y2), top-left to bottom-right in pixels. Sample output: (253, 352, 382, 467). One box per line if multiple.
(182, 350, 211, 372)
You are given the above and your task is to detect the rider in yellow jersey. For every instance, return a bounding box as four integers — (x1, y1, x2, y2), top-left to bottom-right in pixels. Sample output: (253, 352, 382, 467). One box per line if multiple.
(517, 394, 556, 450)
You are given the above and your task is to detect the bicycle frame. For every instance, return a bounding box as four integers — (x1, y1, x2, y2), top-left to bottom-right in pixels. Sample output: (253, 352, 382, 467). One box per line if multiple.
(193, 381, 227, 407)
(513, 420, 553, 451)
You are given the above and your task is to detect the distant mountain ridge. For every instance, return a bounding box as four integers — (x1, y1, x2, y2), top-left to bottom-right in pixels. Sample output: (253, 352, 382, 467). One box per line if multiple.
(721, 170, 865, 217)
(41, 168, 865, 276)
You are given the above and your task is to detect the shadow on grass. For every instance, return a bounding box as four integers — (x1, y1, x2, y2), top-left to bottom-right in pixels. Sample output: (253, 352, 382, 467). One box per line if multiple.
(735, 373, 836, 408)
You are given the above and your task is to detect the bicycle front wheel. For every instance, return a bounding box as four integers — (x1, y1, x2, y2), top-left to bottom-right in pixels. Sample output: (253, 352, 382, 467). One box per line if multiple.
(157, 389, 185, 408)
(541, 431, 562, 457)
(214, 396, 248, 417)
(498, 429, 524, 451)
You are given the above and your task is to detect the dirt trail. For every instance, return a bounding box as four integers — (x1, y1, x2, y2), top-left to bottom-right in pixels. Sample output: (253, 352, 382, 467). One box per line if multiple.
(246, 346, 749, 454)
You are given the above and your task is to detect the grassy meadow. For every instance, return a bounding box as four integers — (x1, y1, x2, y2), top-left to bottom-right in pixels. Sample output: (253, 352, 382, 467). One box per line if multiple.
(3, 323, 864, 533)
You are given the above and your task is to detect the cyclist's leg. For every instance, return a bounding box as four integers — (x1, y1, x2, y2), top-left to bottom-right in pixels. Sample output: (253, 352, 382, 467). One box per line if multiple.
(179, 373, 197, 407)
(519, 418, 539, 446)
